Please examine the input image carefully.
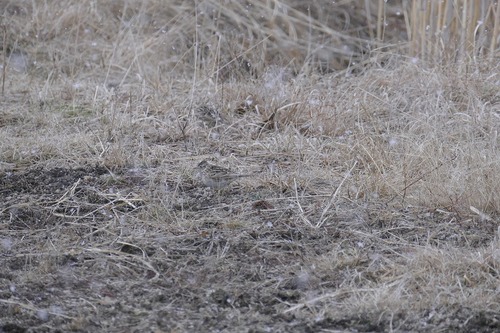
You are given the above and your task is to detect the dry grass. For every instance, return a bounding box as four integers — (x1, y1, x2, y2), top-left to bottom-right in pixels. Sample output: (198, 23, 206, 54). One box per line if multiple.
(407, 0, 500, 64)
(1, 1, 499, 332)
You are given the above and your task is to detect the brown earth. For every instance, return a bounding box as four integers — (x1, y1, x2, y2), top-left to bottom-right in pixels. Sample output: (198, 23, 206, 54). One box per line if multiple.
(1, 164, 499, 332)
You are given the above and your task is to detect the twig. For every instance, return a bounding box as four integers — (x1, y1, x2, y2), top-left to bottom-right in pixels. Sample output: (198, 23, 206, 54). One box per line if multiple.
(316, 160, 357, 228)
(294, 178, 313, 227)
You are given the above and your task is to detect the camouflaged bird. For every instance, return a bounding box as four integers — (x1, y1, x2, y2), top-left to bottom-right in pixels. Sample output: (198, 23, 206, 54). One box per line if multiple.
(194, 160, 252, 189)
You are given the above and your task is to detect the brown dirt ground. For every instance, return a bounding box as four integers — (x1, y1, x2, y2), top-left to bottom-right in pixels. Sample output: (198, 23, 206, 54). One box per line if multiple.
(1, 164, 499, 332)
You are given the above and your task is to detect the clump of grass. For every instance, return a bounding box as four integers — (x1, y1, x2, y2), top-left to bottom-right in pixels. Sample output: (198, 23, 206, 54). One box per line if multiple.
(406, 0, 500, 65)
(1, 1, 499, 332)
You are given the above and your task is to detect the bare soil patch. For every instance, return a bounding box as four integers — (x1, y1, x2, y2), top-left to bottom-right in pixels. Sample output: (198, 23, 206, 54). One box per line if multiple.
(1, 163, 499, 332)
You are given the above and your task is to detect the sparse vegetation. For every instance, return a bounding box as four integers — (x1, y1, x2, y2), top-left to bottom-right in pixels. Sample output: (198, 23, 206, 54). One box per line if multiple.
(1, 1, 499, 332)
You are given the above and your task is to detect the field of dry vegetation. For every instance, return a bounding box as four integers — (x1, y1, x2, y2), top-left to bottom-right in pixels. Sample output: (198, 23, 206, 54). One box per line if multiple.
(1, 0, 500, 332)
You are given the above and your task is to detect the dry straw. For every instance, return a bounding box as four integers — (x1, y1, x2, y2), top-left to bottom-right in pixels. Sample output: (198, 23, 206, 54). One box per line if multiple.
(404, 0, 500, 65)
(1, 1, 499, 331)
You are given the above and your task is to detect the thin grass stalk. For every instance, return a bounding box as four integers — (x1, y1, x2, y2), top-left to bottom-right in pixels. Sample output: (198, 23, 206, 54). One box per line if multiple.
(490, 0, 500, 60)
